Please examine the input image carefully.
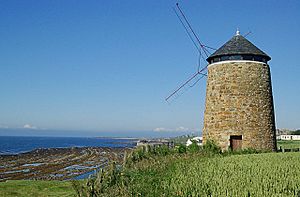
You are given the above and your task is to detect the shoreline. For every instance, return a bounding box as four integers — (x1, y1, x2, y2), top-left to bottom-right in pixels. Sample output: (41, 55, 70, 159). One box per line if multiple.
(0, 144, 136, 156)
(0, 146, 133, 182)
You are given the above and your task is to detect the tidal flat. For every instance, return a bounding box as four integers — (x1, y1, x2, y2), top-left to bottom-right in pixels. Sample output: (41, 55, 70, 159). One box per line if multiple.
(0, 147, 131, 181)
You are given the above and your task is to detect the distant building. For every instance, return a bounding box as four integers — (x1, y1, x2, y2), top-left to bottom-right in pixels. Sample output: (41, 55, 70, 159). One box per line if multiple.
(186, 137, 203, 146)
(278, 135, 300, 141)
(137, 139, 174, 148)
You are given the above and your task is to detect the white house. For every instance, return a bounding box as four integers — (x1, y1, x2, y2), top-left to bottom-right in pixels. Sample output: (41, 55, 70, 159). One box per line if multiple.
(278, 135, 300, 141)
(186, 136, 203, 146)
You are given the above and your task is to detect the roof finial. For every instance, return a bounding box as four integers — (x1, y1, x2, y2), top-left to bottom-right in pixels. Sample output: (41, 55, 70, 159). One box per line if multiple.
(236, 28, 240, 36)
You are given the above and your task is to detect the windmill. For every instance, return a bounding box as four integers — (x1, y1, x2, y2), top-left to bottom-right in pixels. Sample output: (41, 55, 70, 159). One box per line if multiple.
(165, 3, 215, 103)
(166, 3, 277, 151)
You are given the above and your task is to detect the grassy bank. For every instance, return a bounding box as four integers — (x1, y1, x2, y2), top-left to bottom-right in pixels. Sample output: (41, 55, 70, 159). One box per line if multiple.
(115, 152, 300, 196)
(277, 140, 300, 149)
(0, 180, 75, 197)
(70, 139, 300, 197)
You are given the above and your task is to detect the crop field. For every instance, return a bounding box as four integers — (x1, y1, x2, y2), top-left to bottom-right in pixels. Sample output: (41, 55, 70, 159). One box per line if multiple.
(120, 152, 300, 196)
(165, 153, 300, 196)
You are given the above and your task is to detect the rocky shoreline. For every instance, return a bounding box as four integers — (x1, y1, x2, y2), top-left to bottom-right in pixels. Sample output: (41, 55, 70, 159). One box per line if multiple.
(0, 147, 132, 181)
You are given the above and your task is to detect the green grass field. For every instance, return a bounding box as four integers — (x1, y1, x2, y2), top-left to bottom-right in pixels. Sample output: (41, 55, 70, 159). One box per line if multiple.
(0, 180, 75, 197)
(277, 140, 300, 149)
(117, 152, 300, 196)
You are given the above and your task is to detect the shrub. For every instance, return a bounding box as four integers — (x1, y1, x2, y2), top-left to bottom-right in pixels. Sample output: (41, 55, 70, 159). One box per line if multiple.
(123, 145, 174, 168)
(202, 139, 221, 155)
(177, 144, 187, 154)
(187, 141, 200, 153)
(72, 162, 127, 197)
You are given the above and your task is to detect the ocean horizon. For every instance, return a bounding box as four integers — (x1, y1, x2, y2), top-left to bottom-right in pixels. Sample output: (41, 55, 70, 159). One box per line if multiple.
(0, 128, 194, 138)
(0, 128, 197, 155)
(0, 136, 137, 155)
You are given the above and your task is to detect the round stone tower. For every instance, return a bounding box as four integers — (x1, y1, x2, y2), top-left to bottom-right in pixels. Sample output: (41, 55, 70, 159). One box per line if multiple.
(202, 31, 277, 151)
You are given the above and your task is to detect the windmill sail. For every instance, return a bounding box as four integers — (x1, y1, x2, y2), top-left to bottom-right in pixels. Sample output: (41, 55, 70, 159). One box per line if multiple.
(165, 3, 215, 103)
(165, 66, 208, 103)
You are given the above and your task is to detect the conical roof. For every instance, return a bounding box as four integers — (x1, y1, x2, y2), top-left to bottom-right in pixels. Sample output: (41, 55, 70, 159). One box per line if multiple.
(207, 33, 271, 63)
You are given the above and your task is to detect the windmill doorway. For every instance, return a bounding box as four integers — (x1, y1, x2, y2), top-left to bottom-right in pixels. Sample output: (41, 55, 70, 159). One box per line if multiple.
(230, 135, 242, 151)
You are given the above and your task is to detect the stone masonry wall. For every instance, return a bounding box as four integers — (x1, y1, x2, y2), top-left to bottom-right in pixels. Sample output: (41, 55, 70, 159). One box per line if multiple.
(202, 61, 277, 151)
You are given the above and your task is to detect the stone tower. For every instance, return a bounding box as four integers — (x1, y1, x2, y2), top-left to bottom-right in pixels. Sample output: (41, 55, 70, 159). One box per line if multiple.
(202, 31, 277, 151)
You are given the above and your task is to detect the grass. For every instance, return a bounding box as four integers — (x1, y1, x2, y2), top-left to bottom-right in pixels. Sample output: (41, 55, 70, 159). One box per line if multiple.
(116, 152, 300, 196)
(0, 180, 75, 197)
(71, 141, 300, 196)
(277, 140, 300, 149)
(3, 152, 300, 196)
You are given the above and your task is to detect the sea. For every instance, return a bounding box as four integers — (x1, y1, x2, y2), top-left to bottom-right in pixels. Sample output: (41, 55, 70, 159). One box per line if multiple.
(0, 136, 137, 155)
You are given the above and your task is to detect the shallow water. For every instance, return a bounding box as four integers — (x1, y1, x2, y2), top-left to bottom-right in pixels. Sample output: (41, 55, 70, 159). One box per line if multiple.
(22, 163, 44, 167)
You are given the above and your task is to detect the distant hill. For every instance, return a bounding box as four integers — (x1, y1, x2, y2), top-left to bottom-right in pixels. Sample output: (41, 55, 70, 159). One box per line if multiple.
(291, 129, 300, 135)
(276, 128, 300, 135)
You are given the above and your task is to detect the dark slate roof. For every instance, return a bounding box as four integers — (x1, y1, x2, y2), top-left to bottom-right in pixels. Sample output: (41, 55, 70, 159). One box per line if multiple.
(207, 34, 271, 62)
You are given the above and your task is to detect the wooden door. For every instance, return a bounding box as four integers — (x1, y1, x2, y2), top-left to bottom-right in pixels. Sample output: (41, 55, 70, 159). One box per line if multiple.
(230, 135, 242, 150)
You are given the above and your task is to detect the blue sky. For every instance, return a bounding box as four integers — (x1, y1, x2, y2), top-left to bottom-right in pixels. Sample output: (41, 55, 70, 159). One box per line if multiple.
(0, 0, 299, 136)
